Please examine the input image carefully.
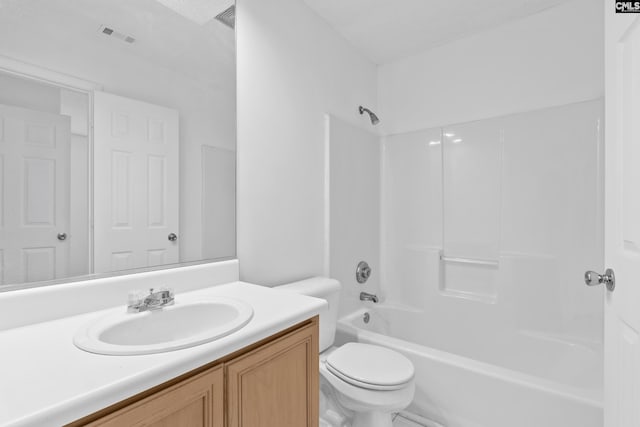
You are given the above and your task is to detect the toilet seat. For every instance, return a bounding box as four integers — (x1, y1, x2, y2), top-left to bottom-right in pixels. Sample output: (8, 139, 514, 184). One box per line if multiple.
(325, 343, 414, 391)
(319, 353, 415, 414)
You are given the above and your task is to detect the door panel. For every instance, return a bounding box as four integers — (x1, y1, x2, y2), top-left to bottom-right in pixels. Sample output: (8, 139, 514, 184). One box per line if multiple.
(605, 9, 640, 427)
(93, 92, 179, 274)
(0, 104, 70, 287)
(24, 157, 55, 225)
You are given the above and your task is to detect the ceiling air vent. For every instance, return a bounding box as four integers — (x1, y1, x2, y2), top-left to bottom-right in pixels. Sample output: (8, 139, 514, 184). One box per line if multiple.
(215, 5, 235, 29)
(98, 25, 136, 44)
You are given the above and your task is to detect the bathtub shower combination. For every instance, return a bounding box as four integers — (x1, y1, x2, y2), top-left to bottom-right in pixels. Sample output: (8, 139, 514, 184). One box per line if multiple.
(332, 100, 604, 427)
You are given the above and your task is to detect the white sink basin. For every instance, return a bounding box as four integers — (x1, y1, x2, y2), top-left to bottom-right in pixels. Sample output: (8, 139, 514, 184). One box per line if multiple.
(74, 297, 253, 355)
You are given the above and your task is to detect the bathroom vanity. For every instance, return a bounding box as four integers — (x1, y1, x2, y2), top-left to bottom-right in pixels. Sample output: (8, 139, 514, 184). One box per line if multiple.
(69, 316, 318, 427)
(0, 261, 325, 427)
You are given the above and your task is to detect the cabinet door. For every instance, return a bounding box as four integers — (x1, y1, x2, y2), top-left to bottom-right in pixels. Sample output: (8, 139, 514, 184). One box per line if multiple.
(85, 365, 224, 427)
(226, 320, 319, 427)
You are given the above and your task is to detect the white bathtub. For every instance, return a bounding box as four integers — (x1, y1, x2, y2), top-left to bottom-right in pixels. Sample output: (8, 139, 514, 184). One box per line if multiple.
(336, 306, 603, 427)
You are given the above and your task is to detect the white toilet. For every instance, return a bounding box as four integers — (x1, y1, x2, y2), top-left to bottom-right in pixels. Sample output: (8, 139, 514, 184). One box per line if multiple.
(277, 277, 415, 427)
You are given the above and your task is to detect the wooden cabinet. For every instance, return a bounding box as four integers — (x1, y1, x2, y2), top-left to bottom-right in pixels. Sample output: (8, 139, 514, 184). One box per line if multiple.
(84, 366, 224, 427)
(69, 317, 318, 427)
(226, 319, 318, 427)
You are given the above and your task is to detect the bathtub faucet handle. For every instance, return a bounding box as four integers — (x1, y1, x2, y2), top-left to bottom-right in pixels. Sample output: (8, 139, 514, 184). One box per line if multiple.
(356, 261, 372, 284)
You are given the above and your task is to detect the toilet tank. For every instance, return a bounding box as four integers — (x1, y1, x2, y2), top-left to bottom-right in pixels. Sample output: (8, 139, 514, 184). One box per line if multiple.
(276, 277, 341, 352)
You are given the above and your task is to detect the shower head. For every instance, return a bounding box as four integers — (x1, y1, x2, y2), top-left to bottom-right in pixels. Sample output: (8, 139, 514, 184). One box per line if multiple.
(359, 106, 380, 125)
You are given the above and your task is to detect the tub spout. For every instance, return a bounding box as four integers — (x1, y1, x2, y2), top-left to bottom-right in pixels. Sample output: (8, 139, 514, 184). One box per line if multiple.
(360, 292, 379, 303)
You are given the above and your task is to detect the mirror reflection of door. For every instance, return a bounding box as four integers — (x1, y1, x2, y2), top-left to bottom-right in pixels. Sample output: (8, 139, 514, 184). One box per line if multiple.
(0, 104, 71, 285)
(93, 91, 179, 274)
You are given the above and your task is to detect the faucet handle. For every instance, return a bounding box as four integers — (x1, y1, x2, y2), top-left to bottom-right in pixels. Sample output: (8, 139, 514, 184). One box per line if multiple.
(145, 287, 174, 297)
(127, 290, 145, 310)
(158, 287, 174, 297)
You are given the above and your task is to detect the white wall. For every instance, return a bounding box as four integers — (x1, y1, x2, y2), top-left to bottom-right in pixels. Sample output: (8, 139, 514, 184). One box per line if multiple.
(202, 146, 236, 260)
(0, 73, 60, 113)
(236, 0, 378, 285)
(378, 0, 603, 135)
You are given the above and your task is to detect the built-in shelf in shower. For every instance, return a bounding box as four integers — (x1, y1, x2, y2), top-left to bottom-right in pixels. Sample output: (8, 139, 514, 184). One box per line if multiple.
(439, 252, 500, 304)
(440, 255, 499, 267)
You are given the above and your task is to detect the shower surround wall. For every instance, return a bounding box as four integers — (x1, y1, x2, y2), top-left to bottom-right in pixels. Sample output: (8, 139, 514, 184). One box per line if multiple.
(378, 99, 604, 425)
(382, 100, 603, 371)
(327, 115, 380, 316)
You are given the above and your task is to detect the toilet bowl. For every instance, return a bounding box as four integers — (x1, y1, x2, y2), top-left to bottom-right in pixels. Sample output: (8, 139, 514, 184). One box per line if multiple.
(321, 343, 415, 427)
(277, 277, 415, 427)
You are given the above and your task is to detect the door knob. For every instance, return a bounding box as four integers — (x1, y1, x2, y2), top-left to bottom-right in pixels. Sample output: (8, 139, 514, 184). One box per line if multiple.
(57, 232, 67, 241)
(584, 268, 615, 292)
(168, 233, 178, 242)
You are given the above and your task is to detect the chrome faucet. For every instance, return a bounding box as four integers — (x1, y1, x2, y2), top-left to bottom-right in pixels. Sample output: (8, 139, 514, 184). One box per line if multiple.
(128, 288, 175, 313)
(359, 292, 379, 303)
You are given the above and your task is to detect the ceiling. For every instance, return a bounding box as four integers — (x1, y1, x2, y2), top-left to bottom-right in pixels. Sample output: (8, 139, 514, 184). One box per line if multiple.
(302, 0, 575, 64)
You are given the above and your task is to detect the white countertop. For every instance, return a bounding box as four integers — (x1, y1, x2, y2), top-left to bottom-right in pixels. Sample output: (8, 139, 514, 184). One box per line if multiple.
(0, 282, 325, 427)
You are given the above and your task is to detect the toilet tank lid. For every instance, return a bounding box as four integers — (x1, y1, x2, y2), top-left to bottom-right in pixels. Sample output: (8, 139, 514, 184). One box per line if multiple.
(277, 277, 341, 297)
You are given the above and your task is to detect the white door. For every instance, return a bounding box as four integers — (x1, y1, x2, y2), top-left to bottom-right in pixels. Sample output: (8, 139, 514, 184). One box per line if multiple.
(93, 92, 179, 274)
(0, 104, 70, 286)
(604, 8, 640, 427)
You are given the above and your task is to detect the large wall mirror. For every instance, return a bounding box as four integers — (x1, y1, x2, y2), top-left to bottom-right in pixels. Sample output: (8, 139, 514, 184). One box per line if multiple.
(0, 0, 236, 291)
